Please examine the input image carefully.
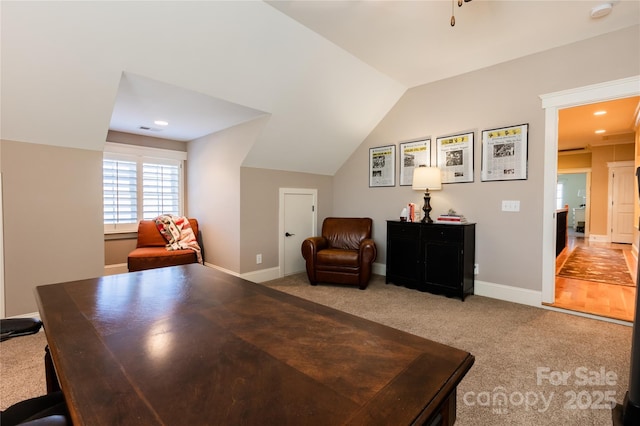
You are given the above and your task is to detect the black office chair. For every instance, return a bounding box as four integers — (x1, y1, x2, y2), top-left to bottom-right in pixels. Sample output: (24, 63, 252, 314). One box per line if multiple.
(0, 392, 69, 426)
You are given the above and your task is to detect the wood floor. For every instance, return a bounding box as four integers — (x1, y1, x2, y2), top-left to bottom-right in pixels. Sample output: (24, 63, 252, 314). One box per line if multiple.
(551, 232, 636, 322)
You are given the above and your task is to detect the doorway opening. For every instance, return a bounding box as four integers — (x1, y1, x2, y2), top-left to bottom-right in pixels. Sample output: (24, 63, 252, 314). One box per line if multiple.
(541, 76, 639, 322)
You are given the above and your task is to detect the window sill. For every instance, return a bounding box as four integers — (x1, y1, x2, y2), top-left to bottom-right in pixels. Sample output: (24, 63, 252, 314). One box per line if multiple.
(104, 232, 137, 241)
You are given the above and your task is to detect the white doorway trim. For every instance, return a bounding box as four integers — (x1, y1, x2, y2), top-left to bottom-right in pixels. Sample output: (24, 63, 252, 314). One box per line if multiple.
(540, 75, 640, 304)
(278, 188, 317, 278)
(0, 173, 4, 318)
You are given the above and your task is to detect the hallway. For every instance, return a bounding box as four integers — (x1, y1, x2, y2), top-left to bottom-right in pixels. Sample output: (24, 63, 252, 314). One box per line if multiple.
(552, 232, 636, 322)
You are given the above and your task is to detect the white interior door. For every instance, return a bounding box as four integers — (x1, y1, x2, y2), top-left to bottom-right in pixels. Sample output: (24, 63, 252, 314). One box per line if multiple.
(279, 188, 317, 276)
(610, 163, 635, 244)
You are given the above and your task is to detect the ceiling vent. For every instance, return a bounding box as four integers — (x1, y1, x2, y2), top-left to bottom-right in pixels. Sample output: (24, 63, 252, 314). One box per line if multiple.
(558, 147, 591, 156)
(138, 126, 163, 132)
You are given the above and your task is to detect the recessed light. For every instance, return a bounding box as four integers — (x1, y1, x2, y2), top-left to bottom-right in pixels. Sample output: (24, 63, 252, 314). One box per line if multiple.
(591, 3, 613, 19)
(593, 110, 607, 116)
(595, 129, 606, 134)
(154, 120, 169, 126)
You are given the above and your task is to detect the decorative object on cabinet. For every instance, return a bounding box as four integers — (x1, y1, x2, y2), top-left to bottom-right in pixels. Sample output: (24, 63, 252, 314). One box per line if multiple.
(386, 221, 475, 301)
(399, 139, 431, 186)
(412, 166, 442, 224)
(369, 145, 396, 187)
(481, 123, 528, 181)
(301, 217, 377, 290)
(436, 132, 474, 183)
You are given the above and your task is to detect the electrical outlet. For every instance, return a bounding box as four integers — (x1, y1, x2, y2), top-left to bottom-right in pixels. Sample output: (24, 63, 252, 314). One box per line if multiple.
(474, 264, 479, 275)
(256, 254, 262, 264)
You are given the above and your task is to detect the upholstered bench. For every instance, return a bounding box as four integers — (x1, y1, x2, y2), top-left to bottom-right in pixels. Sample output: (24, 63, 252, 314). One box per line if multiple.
(127, 218, 204, 272)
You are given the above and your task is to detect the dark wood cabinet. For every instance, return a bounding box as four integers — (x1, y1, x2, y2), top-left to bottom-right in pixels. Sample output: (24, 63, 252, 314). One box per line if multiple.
(386, 221, 475, 301)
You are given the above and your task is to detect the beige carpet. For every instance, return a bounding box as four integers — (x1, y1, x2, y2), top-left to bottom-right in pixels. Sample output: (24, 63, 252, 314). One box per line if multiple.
(0, 273, 633, 425)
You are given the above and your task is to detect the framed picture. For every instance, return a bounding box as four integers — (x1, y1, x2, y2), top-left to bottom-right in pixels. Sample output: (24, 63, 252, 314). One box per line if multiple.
(481, 123, 529, 182)
(369, 145, 396, 187)
(399, 139, 431, 186)
(436, 132, 473, 184)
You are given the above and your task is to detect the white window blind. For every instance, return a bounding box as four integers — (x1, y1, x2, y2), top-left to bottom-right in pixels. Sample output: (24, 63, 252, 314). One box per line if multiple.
(103, 159, 138, 226)
(142, 162, 180, 220)
(103, 144, 186, 234)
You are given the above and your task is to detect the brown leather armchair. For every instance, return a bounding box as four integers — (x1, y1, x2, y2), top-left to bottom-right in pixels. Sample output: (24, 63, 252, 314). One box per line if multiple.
(301, 217, 377, 290)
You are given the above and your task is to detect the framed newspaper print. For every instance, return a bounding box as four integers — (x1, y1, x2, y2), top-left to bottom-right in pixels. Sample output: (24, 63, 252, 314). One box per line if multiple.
(399, 139, 430, 186)
(369, 144, 396, 187)
(436, 132, 473, 184)
(481, 123, 529, 182)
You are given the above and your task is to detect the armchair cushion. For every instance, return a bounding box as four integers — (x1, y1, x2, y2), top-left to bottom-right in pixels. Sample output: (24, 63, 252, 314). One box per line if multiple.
(128, 218, 203, 272)
(301, 217, 376, 289)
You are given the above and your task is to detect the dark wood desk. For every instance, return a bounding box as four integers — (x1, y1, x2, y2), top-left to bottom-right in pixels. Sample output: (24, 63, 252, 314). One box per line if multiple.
(36, 264, 474, 425)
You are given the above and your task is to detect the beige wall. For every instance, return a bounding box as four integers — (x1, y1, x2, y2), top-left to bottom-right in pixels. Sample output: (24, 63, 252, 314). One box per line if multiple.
(240, 167, 333, 274)
(186, 116, 270, 273)
(333, 25, 640, 292)
(3, 26, 639, 316)
(1, 140, 104, 316)
(558, 153, 591, 170)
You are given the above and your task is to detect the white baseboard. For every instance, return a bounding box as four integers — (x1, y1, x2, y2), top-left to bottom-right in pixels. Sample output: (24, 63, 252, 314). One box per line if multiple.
(104, 263, 128, 275)
(474, 280, 542, 307)
(240, 267, 281, 283)
(205, 262, 281, 284)
(589, 234, 610, 243)
(372, 262, 386, 276)
(6, 312, 41, 321)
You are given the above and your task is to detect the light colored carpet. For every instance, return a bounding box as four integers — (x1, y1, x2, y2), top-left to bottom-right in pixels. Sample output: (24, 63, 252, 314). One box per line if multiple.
(0, 273, 633, 425)
(261, 274, 632, 425)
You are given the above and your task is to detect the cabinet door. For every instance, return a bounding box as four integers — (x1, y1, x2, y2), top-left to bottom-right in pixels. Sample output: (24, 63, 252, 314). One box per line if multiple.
(423, 241, 462, 290)
(386, 223, 421, 287)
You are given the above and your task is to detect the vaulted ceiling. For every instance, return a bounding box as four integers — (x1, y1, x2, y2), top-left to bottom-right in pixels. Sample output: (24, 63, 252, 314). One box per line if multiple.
(2, 1, 638, 175)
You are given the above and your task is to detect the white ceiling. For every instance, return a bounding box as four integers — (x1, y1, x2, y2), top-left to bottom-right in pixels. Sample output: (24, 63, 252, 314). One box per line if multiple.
(267, 0, 640, 88)
(3, 1, 639, 174)
(109, 73, 268, 141)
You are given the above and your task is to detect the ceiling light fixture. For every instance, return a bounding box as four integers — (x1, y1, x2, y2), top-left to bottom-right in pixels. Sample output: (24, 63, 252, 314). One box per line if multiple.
(593, 110, 607, 116)
(154, 120, 169, 126)
(590, 2, 614, 19)
(595, 129, 606, 134)
(451, 0, 472, 27)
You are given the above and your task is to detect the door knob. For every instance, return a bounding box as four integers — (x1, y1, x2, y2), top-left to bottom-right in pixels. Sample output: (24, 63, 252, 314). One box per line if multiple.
(285, 232, 295, 237)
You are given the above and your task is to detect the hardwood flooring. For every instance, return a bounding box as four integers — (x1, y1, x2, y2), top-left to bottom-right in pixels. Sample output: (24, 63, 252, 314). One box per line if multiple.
(551, 233, 636, 322)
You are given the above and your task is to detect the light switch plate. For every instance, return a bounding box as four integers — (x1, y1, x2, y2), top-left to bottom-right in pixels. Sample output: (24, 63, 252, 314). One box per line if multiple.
(502, 200, 520, 212)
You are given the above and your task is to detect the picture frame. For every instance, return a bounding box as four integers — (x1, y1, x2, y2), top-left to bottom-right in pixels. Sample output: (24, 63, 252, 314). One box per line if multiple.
(369, 144, 396, 187)
(481, 123, 529, 182)
(436, 132, 474, 184)
(399, 139, 431, 186)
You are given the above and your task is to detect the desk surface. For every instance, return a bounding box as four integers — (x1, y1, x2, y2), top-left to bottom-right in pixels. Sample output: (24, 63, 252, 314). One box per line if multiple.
(36, 264, 474, 425)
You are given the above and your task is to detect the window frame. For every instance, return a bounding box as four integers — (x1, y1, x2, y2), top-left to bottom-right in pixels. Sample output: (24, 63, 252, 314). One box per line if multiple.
(104, 142, 187, 234)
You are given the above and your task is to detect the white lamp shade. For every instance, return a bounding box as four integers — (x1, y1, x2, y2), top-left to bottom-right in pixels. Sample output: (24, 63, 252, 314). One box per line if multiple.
(412, 167, 442, 191)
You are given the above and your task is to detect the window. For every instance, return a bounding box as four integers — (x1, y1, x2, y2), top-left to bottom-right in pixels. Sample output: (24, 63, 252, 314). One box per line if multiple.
(556, 181, 564, 210)
(103, 143, 186, 233)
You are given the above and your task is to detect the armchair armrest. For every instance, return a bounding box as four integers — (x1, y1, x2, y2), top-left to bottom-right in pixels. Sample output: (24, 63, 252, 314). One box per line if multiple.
(359, 238, 377, 264)
(301, 236, 328, 261)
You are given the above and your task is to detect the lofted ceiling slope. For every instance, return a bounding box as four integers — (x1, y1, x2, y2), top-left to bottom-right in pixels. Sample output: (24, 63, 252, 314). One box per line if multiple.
(2, 1, 639, 175)
(1, 1, 404, 175)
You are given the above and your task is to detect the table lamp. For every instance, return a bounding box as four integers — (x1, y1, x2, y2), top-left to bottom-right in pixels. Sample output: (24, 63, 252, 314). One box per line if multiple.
(412, 166, 442, 223)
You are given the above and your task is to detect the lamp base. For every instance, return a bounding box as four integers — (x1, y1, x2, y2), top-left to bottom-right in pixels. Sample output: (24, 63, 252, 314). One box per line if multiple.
(421, 190, 433, 224)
